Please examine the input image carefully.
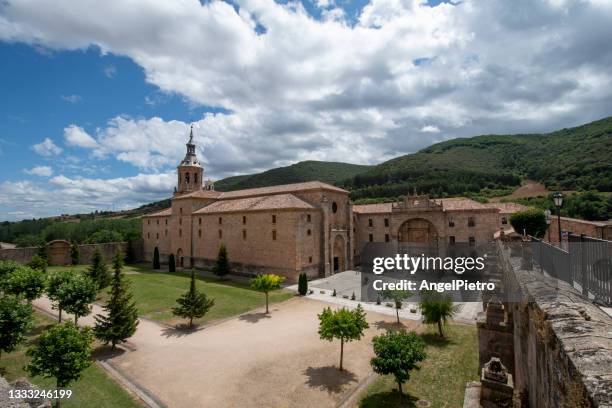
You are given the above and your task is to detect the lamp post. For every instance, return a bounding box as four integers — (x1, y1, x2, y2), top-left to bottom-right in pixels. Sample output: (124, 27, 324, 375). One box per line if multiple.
(544, 209, 551, 242)
(552, 192, 563, 245)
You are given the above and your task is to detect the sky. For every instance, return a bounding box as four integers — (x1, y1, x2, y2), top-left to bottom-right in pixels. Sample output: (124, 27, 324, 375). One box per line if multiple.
(1, 0, 611, 221)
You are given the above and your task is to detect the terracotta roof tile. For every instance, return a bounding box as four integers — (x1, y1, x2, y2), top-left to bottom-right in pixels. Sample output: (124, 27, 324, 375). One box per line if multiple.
(144, 208, 172, 217)
(218, 181, 348, 199)
(173, 190, 222, 200)
(194, 194, 315, 214)
(484, 202, 528, 213)
(353, 203, 393, 214)
(435, 198, 495, 211)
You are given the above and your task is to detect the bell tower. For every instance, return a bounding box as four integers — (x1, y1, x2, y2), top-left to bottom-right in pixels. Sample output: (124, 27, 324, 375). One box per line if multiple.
(175, 125, 203, 195)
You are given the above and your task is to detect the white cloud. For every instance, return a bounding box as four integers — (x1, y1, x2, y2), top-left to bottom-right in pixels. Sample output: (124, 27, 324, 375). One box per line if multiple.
(63, 125, 99, 149)
(420, 125, 440, 133)
(32, 137, 62, 156)
(104, 65, 117, 78)
(60, 94, 81, 103)
(24, 166, 53, 177)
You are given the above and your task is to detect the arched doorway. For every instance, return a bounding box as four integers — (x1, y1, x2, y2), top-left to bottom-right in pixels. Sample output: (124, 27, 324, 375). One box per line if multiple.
(176, 248, 184, 268)
(398, 219, 438, 243)
(333, 235, 346, 273)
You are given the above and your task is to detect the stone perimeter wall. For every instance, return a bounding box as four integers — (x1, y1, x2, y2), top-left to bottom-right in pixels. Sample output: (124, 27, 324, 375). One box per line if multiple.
(0, 241, 143, 265)
(498, 243, 612, 407)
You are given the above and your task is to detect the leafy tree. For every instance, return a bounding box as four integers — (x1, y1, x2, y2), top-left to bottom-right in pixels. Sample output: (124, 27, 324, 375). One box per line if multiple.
(250, 274, 284, 314)
(370, 330, 427, 398)
(172, 269, 214, 329)
(419, 292, 460, 337)
(87, 248, 110, 289)
(36, 244, 49, 261)
(2, 266, 46, 302)
(46, 269, 74, 322)
(70, 243, 80, 265)
(28, 254, 48, 273)
(510, 208, 548, 238)
(213, 244, 229, 278)
(381, 289, 412, 324)
(58, 274, 97, 325)
(0, 294, 34, 359)
(0, 260, 20, 280)
(85, 229, 124, 244)
(168, 253, 176, 273)
(298, 273, 308, 296)
(153, 247, 160, 270)
(94, 252, 139, 349)
(318, 304, 369, 370)
(26, 323, 93, 407)
(13, 234, 45, 248)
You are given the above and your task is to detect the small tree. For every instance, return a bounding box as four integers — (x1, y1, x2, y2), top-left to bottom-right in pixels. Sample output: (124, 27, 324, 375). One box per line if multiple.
(370, 330, 427, 398)
(88, 248, 110, 290)
(250, 274, 284, 314)
(153, 247, 160, 270)
(2, 266, 46, 302)
(172, 269, 214, 329)
(46, 269, 73, 322)
(381, 289, 412, 324)
(70, 243, 80, 265)
(298, 273, 308, 296)
(168, 253, 176, 273)
(510, 208, 547, 238)
(318, 304, 369, 370)
(28, 254, 48, 273)
(419, 292, 460, 337)
(0, 294, 34, 359)
(213, 244, 230, 278)
(59, 274, 97, 325)
(36, 244, 49, 262)
(26, 323, 93, 408)
(94, 252, 139, 349)
(0, 260, 20, 280)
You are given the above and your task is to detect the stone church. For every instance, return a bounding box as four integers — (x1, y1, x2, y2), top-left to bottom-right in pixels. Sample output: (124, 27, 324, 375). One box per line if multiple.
(142, 129, 524, 281)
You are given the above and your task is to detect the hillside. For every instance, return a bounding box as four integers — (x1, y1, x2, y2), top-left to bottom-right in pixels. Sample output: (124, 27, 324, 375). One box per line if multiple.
(214, 160, 372, 191)
(344, 116, 612, 201)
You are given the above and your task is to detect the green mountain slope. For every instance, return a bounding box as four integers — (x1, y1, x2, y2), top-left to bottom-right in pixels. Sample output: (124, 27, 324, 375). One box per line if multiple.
(344, 116, 612, 201)
(214, 160, 373, 191)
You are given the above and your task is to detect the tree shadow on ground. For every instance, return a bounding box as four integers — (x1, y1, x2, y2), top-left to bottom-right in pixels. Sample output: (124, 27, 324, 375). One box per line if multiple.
(93, 345, 127, 361)
(419, 332, 453, 348)
(238, 312, 271, 323)
(372, 320, 406, 332)
(359, 389, 419, 408)
(160, 324, 204, 338)
(303, 366, 357, 394)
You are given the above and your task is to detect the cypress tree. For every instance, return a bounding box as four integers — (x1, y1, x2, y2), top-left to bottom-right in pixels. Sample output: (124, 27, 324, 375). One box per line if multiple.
(153, 247, 160, 270)
(168, 254, 176, 272)
(212, 244, 229, 278)
(298, 273, 308, 296)
(70, 243, 80, 265)
(94, 251, 139, 350)
(172, 269, 214, 329)
(88, 248, 110, 289)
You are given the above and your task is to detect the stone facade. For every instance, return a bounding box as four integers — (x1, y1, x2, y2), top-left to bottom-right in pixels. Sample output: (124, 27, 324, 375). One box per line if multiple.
(0, 241, 133, 266)
(547, 216, 612, 243)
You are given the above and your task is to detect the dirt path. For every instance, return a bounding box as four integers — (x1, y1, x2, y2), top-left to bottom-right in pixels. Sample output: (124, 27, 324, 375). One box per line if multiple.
(490, 180, 548, 202)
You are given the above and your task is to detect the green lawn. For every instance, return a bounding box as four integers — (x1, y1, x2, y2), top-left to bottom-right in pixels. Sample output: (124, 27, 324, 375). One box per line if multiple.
(48, 264, 294, 326)
(0, 313, 143, 408)
(359, 324, 478, 408)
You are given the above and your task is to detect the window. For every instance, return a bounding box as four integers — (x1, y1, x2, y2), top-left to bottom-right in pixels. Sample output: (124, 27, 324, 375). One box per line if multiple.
(307, 229, 312, 236)
(165, 219, 168, 225)
(384, 218, 389, 227)
(218, 229, 222, 239)
(368, 218, 373, 227)
(272, 230, 277, 240)
(165, 229, 168, 237)
(147, 232, 150, 239)
(448, 218, 455, 227)
(198, 229, 202, 238)
(156, 219, 159, 225)
(469, 236, 475, 246)
(243, 229, 247, 240)
(179, 229, 182, 237)
(368, 233, 373, 242)
(199, 218, 202, 225)
(308, 256, 312, 263)
(194, 173, 198, 184)
(332, 202, 338, 213)
(218, 217, 222, 225)
(272, 215, 276, 224)
(179, 218, 182, 225)
(449, 236, 455, 245)
(468, 217, 475, 227)
(180, 207, 183, 215)
(147, 220, 150, 225)
(385, 234, 390, 242)
(307, 214, 311, 222)
(501, 217, 507, 225)
(156, 233, 159, 239)
(243, 215, 247, 225)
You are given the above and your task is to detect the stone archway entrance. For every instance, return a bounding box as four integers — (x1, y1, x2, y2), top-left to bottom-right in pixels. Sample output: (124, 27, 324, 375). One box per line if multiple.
(332, 235, 346, 273)
(398, 219, 438, 243)
(176, 248, 184, 268)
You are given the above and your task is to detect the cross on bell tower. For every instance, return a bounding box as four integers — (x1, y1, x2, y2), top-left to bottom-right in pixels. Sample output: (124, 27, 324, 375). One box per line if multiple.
(176, 124, 204, 195)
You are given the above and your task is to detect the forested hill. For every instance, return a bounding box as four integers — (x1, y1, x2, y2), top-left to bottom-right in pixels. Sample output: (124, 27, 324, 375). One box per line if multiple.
(214, 160, 372, 191)
(343, 116, 612, 201)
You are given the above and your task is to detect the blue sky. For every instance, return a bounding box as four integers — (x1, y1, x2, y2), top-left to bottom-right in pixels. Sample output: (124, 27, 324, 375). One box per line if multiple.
(1, 0, 611, 221)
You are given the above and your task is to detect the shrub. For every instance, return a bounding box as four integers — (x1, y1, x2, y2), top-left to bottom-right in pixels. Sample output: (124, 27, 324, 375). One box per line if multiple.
(28, 254, 47, 273)
(510, 208, 547, 238)
(213, 244, 229, 278)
